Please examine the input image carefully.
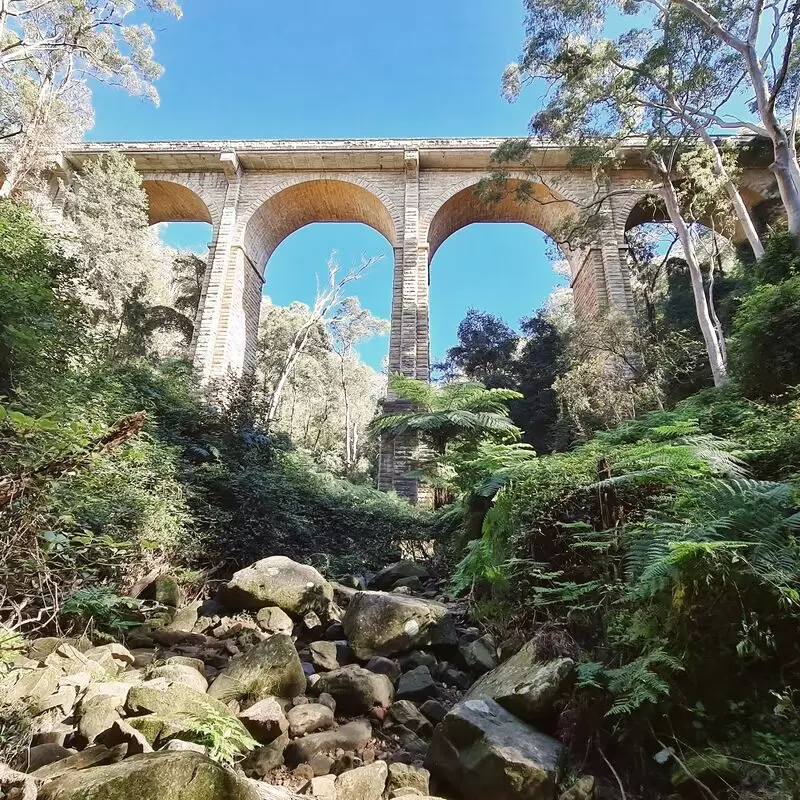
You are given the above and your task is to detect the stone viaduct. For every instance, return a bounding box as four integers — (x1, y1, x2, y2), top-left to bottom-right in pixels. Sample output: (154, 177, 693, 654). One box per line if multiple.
(54, 138, 775, 501)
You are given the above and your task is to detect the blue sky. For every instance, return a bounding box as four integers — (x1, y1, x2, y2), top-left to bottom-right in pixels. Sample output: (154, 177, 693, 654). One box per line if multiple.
(88, 1, 563, 369)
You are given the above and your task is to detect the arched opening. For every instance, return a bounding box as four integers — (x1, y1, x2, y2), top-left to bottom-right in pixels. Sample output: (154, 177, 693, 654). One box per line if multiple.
(141, 180, 214, 354)
(244, 178, 399, 273)
(242, 180, 398, 476)
(426, 179, 575, 369)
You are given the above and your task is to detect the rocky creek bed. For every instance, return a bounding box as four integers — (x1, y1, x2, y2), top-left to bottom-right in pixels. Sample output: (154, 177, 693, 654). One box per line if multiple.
(0, 556, 595, 800)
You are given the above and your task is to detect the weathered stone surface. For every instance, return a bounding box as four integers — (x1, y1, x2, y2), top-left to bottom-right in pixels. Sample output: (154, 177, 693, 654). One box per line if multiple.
(466, 646, 575, 724)
(284, 719, 372, 766)
(343, 592, 456, 660)
(309, 641, 338, 672)
(82, 681, 132, 706)
(222, 556, 333, 617)
(1, 666, 60, 704)
(207, 634, 305, 702)
(396, 666, 437, 702)
(238, 697, 288, 743)
(460, 635, 498, 675)
(164, 739, 206, 754)
(147, 663, 208, 693)
(387, 763, 430, 797)
(126, 680, 248, 737)
(38, 750, 259, 800)
(242, 733, 288, 778)
(25, 744, 73, 773)
(255, 606, 294, 635)
(419, 699, 448, 724)
(370, 562, 428, 591)
(76, 695, 123, 744)
(31, 744, 127, 781)
(334, 760, 388, 800)
(287, 702, 334, 737)
(387, 701, 433, 736)
(314, 665, 394, 714)
(365, 656, 401, 683)
(163, 600, 202, 633)
(425, 698, 563, 800)
(95, 719, 153, 756)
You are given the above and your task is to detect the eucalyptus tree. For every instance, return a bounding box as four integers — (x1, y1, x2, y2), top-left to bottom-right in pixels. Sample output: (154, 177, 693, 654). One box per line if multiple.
(503, 1, 747, 385)
(328, 296, 389, 473)
(0, 1, 181, 197)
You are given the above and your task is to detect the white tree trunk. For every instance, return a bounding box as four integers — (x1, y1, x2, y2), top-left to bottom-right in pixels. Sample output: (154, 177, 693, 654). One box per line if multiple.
(658, 163, 729, 386)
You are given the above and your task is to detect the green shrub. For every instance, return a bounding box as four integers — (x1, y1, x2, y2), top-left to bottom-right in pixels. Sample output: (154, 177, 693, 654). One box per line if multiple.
(730, 274, 800, 398)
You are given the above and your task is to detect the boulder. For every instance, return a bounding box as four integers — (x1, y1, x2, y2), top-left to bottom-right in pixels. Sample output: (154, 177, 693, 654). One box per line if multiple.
(387, 763, 430, 797)
(311, 774, 337, 800)
(284, 719, 372, 766)
(221, 556, 333, 618)
(370, 562, 428, 591)
(163, 601, 202, 633)
(313, 665, 394, 715)
(31, 744, 127, 781)
(75, 695, 123, 745)
(126, 681, 248, 737)
(309, 641, 339, 672)
(343, 593, 456, 660)
(255, 606, 294, 635)
(82, 681, 132, 706)
(425, 698, 563, 800)
(419, 699, 448, 724)
(1, 666, 60, 705)
(147, 664, 208, 693)
(287, 702, 334, 737)
(396, 666, 437, 702)
(95, 719, 153, 756)
(465, 646, 574, 725)
(207, 634, 305, 702)
(38, 750, 259, 800)
(24, 744, 73, 773)
(334, 760, 388, 800)
(238, 697, 288, 743)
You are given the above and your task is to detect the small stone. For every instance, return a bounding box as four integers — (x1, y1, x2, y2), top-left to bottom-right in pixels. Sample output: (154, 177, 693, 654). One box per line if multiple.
(164, 600, 201, 633)
(560, 776, 596, 800)
(310, 641, 339, 672)
(303, 661, 316, 676)
(460, 635, 498, 676)
(309, 753, 334, 776)
(324, 622, 345, 640)
(318, 691, 336, 712)
(242, 732, 289, 778)
(238, 696, 288, 743)
(314, 665, 394, 715)
(311, 774, 337, 800)
(396, 666, 437, 702)
(147, 663, 208, 693)
(292, 763, 315, 782)
(440, 665, 471, 690)
(303, 610, 323, 633)
(256, 605, 294, 635)
(365, 656, 401, 683)
(370, 562, 428, 591)
(403, 651, 437, 672)
(287, 703, 335, 737)
(284, 719, 373, 767)
(292, 695, 309, 705)
(387, 763, 430, 797)
(388, 701, 433, 737)
(164, 739, 206, 753)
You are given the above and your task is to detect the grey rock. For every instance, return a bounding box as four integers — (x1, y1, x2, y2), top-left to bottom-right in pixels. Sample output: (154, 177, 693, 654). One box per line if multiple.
(309, 641, 339, 672)
(387, 701, 433, 737)
(255, 606, 294, 635)
(396, 666, 437, 702)
(284, 719, 372, 766)
(238, 697, 288, 743)
(75, 695, 122, 745)
(24, 744, 73, 773)
(147, 663, 208, 693)
(311, 774, 337, 800)
(419, 699, 448, 724)
(308, 753, 334, 776)
(241, 733, 288, 778)
(164, 600, 202, 633)
(286, 702, 334, 737)
(387, 763, 430, 797)
(365, 656, 401, 683)
(425, 698, 564, 800)
(460, 635, 498, 676)
(313, 665, 394, 715)
(222, 556, 333, 618)
(164, 739, 206, 754)
(207, 633, 305, 702)
(318, 691, 336, 712)
(370, 562, 428, 591)
(343, 592, 456, 660)
(38, 750, 259, 800)
(466, 646, 575, 725)
(334, 760, 388, 800)
(94, 719, 153, 756)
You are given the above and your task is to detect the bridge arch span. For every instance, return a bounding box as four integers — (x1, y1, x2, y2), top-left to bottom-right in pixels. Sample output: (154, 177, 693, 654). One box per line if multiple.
(241, 177, 401, 272)
(139, 173, 224, 227)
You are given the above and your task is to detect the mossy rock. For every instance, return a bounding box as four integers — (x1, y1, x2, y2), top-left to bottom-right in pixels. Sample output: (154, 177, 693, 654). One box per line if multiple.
(38, 750, 259, 800)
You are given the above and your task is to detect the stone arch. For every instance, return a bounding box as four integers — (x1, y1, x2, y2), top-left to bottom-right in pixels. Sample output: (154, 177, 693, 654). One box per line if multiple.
(241, 176, 401, 272)
(141, 177, 215, 227)
(423, 174, 580, 263)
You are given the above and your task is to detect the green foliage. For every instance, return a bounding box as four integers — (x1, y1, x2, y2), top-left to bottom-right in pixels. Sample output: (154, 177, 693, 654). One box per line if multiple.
(730, 274, 800, 398)
(0, 629, 24, 676)
(60, 587, 145, 637)
(181, 710, 259, 767)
